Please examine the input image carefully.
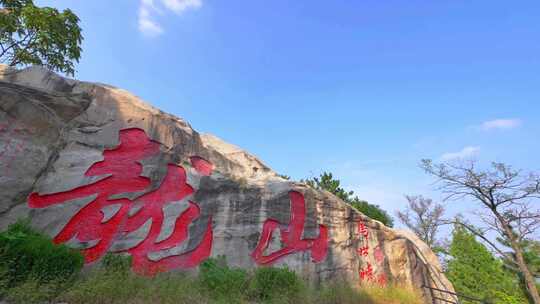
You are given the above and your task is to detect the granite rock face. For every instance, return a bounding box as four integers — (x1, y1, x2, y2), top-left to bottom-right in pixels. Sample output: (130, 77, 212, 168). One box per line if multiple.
(0, 65, 456, 303)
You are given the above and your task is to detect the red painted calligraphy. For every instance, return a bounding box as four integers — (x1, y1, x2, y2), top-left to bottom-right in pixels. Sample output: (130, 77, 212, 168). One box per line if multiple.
(190, 156, 213, 176)
(123, 164, 213, 275)
(358, 246, 369, 257)
(251, 191, 328, 265)
(358, 221, 369, 239)
(357, 221, 387, 286)
(28, 128, 213, 275)
(359, 262, 374, 281)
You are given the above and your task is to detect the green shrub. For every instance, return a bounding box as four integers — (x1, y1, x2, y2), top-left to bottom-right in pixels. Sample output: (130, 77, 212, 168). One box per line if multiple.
(0, 263, 9, 296)
(198, 256, 248, 302)
(0, 219, 84, 288)
(100, 252, 132, 274)
(248, 266, 305, 302)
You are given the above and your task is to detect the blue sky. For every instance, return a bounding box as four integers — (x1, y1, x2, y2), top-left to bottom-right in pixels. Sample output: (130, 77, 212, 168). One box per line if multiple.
(38, 0, 540, 223)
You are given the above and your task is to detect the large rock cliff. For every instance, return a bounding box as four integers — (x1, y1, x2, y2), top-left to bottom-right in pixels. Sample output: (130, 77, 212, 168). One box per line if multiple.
(0, 65, 457, 303)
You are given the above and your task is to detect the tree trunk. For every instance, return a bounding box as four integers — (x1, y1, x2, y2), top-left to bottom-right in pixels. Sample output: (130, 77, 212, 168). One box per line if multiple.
(496, 211, 540, 304)
(512, 241, 540, 304)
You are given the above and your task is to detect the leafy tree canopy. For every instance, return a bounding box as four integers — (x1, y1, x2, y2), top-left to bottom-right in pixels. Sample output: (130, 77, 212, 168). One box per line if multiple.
(303, 172, 394, 227)
(0, 0, 83, 76)
(349, 197, 394, 228)
(522, 240, 540, 277)
(446, 225, 527, 304)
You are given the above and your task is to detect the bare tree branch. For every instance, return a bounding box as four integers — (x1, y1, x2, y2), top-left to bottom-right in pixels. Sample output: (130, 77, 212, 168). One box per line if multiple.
(421, 159, 540, 303)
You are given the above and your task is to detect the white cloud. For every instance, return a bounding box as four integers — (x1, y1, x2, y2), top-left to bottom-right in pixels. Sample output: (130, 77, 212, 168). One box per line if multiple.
(138, 4, 163, 36)
(480, 118, 522, 131)
(137, 0, 201, 36)
(441, 146, 480, 161)
(162, 0, 202, 14)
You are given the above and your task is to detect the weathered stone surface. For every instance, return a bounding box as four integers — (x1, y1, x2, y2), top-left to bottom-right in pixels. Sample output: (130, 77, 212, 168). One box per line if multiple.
(0, 65, 457, 303)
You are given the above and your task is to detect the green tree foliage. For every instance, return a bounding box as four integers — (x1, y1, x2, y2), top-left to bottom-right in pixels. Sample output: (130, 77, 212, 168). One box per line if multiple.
(0, 0, 83, 75)
(521, 240, 540, 277)
(303, 172, 394, 227)
(422, 160, 540, 303)
(304, 172, 354, 202)
(500, 239, 540, 302)
(446, 225, 527, 304)
(349, 198, 394, 228)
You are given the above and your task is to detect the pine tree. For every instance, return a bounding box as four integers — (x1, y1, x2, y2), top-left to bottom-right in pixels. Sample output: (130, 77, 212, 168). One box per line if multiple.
(302, 172, 394, 227)
(446, 226, 528, 304)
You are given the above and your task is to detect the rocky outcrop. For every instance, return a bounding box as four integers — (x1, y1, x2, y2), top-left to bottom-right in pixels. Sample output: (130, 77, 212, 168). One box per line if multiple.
(0, 65, 456, 303)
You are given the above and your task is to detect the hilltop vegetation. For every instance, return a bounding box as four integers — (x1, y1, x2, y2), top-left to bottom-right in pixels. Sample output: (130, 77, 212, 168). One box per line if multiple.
(302, 172, 394, 227)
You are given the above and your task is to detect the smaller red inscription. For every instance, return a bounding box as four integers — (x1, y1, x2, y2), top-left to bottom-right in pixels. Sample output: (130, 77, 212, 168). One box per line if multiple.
(357, 246, 369, 257)
(359, 263, 374, 281)
(358, 221, 369, 239)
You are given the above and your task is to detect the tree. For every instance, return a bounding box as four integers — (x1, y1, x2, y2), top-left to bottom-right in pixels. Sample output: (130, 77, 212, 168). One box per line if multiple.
(303, 172, 394, 227)
(349, 197, 394, 227)
(421, 159, 540, 303)
(396, 195, 445, 248)
(0, 0, 83, 76)
(446, 225, 527, 304)
(500, 239, 540, 303)
(521, 240, 540, 278)
(303, 172, 353, 202)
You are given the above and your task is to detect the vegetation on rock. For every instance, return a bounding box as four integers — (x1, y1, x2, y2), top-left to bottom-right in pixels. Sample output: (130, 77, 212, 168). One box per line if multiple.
(303, 171, 394, 227)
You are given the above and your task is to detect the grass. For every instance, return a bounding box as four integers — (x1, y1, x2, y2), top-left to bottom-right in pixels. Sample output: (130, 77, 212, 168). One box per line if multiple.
(2, 261, 422, 304)
(0, 221, 423, 304)
(1, 255, 423, 304)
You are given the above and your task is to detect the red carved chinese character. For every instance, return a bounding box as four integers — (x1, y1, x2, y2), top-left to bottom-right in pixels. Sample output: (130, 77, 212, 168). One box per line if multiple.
(28, 128, 213, 275)
(123, 164, 213, 275)
(251, 191, 328, 265)
(190, 156, 213, 176)
(359, 262, 374, 281)
(358, 246, 369, 257)
(358, 221, 369, 239)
